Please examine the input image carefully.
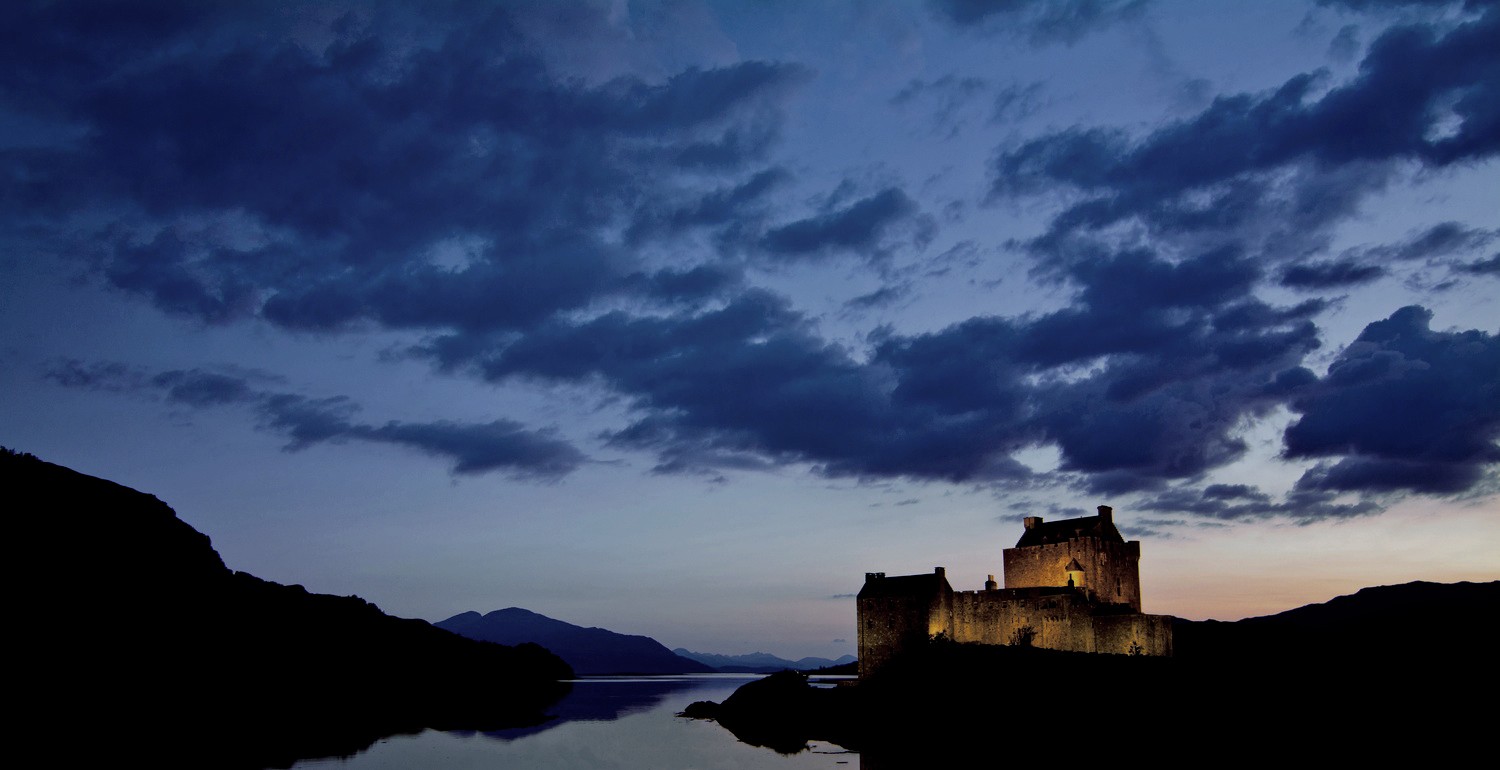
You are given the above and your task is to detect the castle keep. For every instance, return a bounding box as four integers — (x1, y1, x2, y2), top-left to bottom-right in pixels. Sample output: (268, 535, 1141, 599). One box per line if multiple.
(857, 505, 1172, 676)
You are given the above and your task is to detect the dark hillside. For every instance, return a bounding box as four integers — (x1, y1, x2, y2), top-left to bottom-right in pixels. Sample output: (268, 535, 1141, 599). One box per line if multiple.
(1173, 580, 1500, 660)
(3, 448, 572, 769)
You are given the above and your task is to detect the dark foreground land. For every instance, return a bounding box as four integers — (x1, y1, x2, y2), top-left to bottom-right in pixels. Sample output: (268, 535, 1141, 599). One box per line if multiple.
(696, 580, 1499, 765)
(5, 449, 573, 768)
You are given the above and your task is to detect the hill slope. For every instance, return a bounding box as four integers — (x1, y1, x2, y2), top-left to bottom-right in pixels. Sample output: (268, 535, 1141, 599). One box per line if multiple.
(4, 448, 573, 768)
(1173, 579, 1500, 660)
(439, 607, 714, 675)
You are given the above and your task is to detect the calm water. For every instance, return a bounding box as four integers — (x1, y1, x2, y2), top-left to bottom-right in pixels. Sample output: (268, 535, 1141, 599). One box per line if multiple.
(295, 674, 857, 770)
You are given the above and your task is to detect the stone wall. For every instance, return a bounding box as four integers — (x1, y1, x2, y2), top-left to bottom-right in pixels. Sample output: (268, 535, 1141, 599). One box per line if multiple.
(1093, 612, 1173, 656)
(860, 580, 1174, 675)
(947, 589, 1099, 652)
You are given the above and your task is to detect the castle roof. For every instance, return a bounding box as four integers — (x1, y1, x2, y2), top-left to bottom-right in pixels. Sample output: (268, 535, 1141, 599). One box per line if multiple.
(858, 570, 953, 599)
(1014, 513, 1126, 548)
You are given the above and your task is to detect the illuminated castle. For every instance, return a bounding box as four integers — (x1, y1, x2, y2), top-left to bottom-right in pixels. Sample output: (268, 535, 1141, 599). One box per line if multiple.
(856, 505, 1173, 676)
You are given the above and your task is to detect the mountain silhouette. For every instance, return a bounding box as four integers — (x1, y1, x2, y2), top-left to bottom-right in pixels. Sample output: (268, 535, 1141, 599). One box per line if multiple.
(4, 448, 572, 769)
(439, 607, 715, 675)
(673, 648, 858, 672)
(1173, 580, 1499, 660)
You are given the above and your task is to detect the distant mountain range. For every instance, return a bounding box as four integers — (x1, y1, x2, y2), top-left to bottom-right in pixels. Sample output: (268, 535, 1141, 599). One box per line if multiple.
(436, 607, 857, 675)
(4, 448, 572, 768)
(439, 607, 716, 675)
(674, 648, 857, 673)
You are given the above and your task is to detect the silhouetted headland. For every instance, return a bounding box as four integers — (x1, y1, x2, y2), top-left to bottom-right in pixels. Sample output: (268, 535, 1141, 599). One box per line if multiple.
(4, 448, 573, 769)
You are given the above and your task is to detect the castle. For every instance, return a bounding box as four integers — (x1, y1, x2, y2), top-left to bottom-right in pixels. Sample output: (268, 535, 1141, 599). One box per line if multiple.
(856, 505, 1172, 676)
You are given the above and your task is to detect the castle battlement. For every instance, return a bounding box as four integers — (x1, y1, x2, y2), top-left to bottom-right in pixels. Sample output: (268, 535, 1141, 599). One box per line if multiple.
(856, 505, 1172, 677)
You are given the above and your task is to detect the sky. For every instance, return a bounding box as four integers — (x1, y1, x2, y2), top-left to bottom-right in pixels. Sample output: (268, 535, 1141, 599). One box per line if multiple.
(2, 0, 1497, 660)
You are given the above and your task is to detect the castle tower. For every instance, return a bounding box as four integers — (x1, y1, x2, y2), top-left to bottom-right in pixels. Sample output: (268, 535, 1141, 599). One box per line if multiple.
(1001, 504, 1142, 610)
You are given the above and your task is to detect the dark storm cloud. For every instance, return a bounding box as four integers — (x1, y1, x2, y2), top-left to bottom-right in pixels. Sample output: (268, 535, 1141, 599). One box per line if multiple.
(435, 291, 1035, 483)
(15, 2, 1497, 519)
(928, 0, 1148, 44)
(348, 419, 584, 477)
(4, 2, 807, 333)
(759, 188, 931, 264)
(445, 244, 1326, 495)
(44, 361, 584, 479)
(993, 7, 1500, 264)
(962, 2, 1500, 515)
(619, 264, 745, 305)
(625, 169, 790, 244)
(1279, 259, 1387, 289)
(152, 369, 257, 407)
(1283, 305, 1500, 494)
(1353, 222, 1499, 263)
(1140, 483, 1380, 522)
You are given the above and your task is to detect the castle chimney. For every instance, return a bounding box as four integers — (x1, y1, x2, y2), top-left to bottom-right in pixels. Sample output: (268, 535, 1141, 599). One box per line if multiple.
(985, 574, 998, 591)
(934, 566, 946, 578)
(1023, 516, 1042, 529)
(1097, 505, 1113, 523)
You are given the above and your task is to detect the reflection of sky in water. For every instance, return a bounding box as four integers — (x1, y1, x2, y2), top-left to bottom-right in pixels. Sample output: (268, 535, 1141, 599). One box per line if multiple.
(293, 675, 857, 769)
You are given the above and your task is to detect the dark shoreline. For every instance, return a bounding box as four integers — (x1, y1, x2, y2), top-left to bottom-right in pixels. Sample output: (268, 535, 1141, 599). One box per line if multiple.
(696, 596, 1498, 765)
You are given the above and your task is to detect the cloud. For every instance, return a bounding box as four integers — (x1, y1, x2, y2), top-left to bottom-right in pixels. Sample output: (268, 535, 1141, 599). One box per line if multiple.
(152, 369, 258, 407)
(845, 283, 912, 311)
(626, 169, 790, 244)
(14, 2, 1496, 522)
(1354, 222, 1499, 263)
(431, 242, 1330, 496)
(1316, 0, 1497, 12)
(348, 419, 585, 478)
(993, 7, 1500, 267)
(44, 359, 146, 392)
(45, 362, 585, 479)
(1139, 483, 1381, 522)
(1283, 305, 1500, 494)
(759, 188, 931, 264)
(1457, 253, 1500, 275)
(890, 75, 990, 136)
(928, 0, 1148, 45)
(1279, 259, 1387, 288)
(4, 2, 807, 334)
(1328, 24, 1361, 62)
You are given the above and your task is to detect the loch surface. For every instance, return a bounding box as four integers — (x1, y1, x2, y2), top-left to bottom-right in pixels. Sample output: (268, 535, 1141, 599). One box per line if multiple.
(294, 674, 856, 769)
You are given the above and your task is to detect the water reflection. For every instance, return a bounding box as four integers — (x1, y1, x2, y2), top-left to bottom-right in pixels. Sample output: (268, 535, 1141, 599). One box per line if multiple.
(467, 674, 752, 742)
(295, 675, 858, 770)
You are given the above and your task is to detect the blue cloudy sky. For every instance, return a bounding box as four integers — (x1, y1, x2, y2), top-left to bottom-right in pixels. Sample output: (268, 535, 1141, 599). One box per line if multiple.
(3, 0, 1496, 658)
